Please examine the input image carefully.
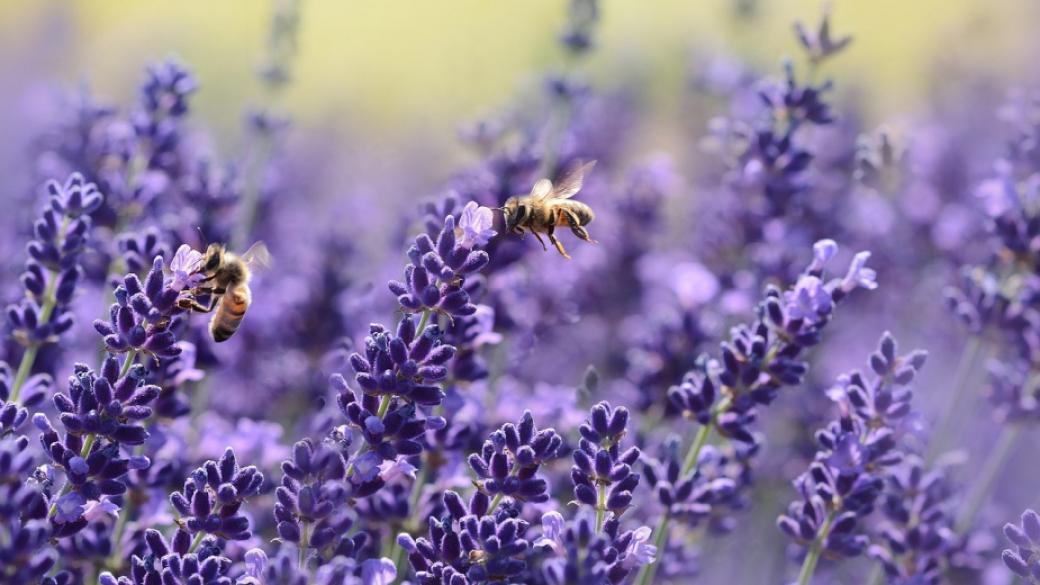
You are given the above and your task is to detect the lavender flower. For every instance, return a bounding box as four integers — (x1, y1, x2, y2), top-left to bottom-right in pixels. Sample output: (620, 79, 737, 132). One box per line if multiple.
(168, 448, 263, 542)
(117, 227, 170, 275)
(389, 214, 490, 319)
(467, 411, 562, 507)
(398, 489, 531, 583)
(793, 6, 853, 66)
(274, 439, 358, 565)
(31, 358, 157, 535)
(535, 512, 656, 584)
(6, 174, 100, 397)
(93, 256, 187, 360)
(349, 318, 454, 405)
(571, 402, 641, 527)
(98, 528, 233, 585)
(1002, 509, 1040, 582)
(778, 332, 927, 581)
(868, 456, 954, 585)
(0, 434, 54, 583)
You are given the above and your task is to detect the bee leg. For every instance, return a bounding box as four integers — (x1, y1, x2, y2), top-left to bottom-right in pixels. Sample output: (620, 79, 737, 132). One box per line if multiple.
(178, 289, 225, 313)
(531, 230, 549, 252)
(548, 234, 570, 259)
(179, 299, 218, 313)
(565, 210, 596, 243)
(545, 225, 571, 259)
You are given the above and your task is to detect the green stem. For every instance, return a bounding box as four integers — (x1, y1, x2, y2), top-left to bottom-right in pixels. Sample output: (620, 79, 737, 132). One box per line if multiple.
(299, 520, 311, 569)
(796, 511, 836, 585)
(636, 420, 717, 585)
(595, 483, 606, 532)
(927, 337, 983, 462)
(9, 218, 71, 405)
(488, 492, 504, 514)
(956, 424, 1022, 533)
(9, 345, 40, 405)
(414, 309, 432, 337)
(119, 350, 139, 378)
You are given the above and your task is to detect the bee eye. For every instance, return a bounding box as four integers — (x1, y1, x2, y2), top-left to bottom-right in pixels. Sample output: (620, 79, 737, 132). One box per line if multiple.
(517, 205, 527, 220)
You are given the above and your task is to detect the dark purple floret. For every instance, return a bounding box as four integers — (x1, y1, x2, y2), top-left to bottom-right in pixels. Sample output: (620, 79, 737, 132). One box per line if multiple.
(168, 448, 263, 542)
(571, 402, 641, 521)
(468, 411, 562, 506)
(400, 490, 532, 584)
(793, 5, 853, 65)
(1001, 509, 1040, 582)
(274, 439, 358, 565)
(93, 256, 187, 360)
(99, 528, 233, 585)
(389, 215, 489, 319)
(868, 456, 954, 585)
(7, 173, 100, 352)
(0, 434, 56, 584)
(778, 333, 927, 571)
(349, 317, 454, 406)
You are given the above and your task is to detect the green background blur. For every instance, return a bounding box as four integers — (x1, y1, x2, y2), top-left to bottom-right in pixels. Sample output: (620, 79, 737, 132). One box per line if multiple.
(2, 0, 1037, 162)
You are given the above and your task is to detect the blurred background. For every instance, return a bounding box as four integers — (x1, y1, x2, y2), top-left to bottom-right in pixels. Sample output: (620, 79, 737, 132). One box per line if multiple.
(2, 2, 1040, 583)
(2, 0, 1037, 162)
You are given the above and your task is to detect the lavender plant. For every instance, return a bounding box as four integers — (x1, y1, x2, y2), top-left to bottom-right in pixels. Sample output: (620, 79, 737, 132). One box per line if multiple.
(4, 1, 1040, 583)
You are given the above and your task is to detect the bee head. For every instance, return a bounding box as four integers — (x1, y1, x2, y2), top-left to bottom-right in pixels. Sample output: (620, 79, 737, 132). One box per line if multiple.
(502, 197, 526, 232)
(202, 243, 226, 272)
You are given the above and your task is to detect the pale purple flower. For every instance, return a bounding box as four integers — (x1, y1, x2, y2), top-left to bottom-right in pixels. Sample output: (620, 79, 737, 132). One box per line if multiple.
(839, 251, 878, 293)
(244, 548, 268, 578)
(457, 201, 497, 248)
(360, 558, 397, 585)
(784, 275, 833, 323)
(623, 526, 657, 568)
(534, 511, 566, 554)
(353, 451, 382, 483)
(169, 244, 205, 291)
(54, 491, 86, 524)
(82, 496, 121, 522)
(379, 456, 418, 484)
(809, 239, 838, 272)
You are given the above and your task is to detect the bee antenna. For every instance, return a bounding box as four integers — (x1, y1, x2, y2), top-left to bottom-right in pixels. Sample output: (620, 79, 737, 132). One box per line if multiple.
(195, 226, 207, 247)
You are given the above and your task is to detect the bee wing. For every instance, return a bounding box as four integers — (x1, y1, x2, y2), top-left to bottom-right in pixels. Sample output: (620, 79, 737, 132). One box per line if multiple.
(550, 160, 597, 200)
(530, 178, 554, 201)
(240, 241, 273, 274)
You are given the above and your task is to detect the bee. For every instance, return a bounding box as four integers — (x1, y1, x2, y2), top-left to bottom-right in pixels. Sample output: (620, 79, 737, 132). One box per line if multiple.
(179, 241, 271, 342)
(502, 160, 597, 259)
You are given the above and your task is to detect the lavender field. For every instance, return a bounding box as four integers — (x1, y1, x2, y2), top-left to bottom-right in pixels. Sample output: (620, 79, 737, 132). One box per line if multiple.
(2, 1, 1040, 584)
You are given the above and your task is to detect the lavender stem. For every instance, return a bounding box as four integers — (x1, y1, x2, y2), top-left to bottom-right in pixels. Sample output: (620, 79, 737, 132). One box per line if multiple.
(956, 423, 1022, 533)
(927, 336, 983, 462)
(796, 510, 836, 585)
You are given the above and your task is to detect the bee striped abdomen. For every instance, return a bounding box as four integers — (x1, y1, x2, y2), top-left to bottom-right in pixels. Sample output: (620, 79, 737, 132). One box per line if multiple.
(210, 286, 251, 343)
(554, 202, 594, 226)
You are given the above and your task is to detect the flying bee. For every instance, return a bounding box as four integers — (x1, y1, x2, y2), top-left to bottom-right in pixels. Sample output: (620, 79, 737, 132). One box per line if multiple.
(179, 241, 271, 343)
(502, 160, 597, 259)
